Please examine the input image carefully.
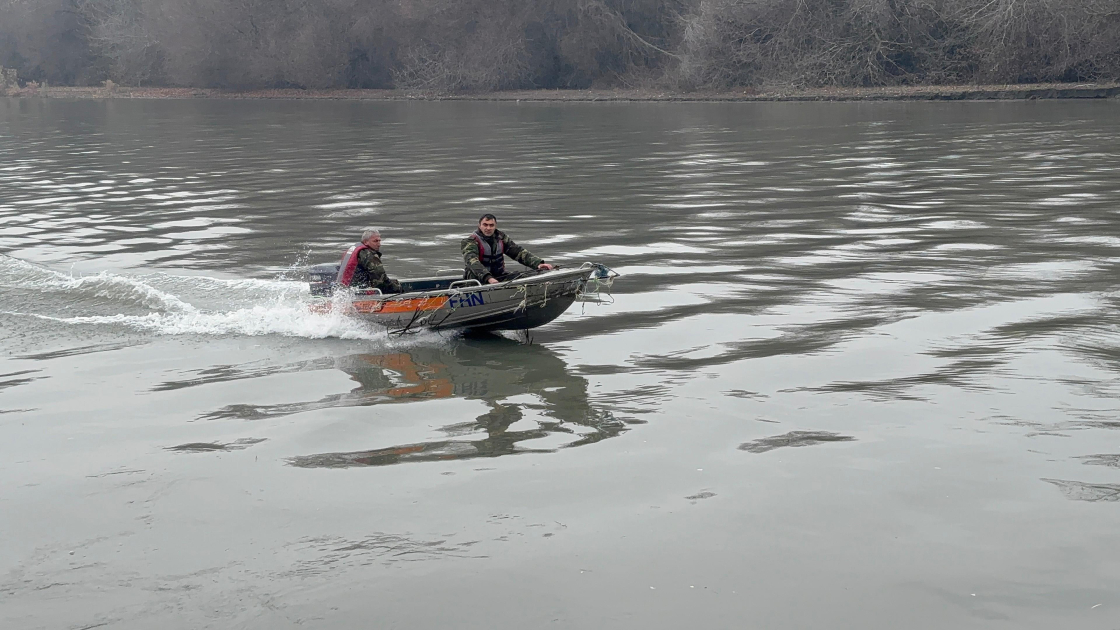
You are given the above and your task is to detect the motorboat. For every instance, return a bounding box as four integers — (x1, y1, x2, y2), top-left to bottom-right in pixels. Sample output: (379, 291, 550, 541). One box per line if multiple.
(306, 262, 617, 333)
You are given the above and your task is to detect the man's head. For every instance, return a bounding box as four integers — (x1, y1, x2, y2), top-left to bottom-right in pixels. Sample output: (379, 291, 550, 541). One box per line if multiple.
(478, 213, 497, 237)
(361, 228, 382, 249)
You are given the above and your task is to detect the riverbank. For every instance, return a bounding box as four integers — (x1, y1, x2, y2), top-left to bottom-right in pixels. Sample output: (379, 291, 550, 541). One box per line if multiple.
(4, 82, 1120, 102)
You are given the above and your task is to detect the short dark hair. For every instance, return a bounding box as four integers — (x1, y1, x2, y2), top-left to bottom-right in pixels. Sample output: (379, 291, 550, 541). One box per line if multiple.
(479, 213, 497, 224)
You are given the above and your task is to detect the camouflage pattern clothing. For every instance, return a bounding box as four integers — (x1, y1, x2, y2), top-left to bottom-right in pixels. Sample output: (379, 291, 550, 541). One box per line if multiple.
(461, 229, 545, 283)
(354, 248, 402, 293)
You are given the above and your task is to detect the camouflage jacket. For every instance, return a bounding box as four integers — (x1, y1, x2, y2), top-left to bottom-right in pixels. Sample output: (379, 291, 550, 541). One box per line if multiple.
(354, 248, 402, 293)
(461, 229, 544, 282)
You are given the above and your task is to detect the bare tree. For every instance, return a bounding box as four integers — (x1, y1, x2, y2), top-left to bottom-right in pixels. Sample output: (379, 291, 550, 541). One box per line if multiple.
(76, 0, 163, 85)
(1, 0, 1117, 89)
(393, 2, 532, 92)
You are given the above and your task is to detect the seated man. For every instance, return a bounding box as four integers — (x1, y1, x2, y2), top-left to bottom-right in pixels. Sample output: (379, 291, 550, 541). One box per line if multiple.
(336, 228, 403, 294)
(462, 213, 554, 284)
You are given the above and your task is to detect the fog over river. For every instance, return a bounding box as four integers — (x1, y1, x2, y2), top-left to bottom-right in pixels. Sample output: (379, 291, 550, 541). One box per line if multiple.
(2, 98, 1120, 628)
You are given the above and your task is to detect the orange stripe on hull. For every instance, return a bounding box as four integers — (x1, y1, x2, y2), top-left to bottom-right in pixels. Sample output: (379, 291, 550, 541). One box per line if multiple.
(353, 296, 449, 314)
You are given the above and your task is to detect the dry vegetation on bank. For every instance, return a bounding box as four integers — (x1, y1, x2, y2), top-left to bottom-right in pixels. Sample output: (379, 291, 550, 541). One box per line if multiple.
(2, 0, 1119, 92)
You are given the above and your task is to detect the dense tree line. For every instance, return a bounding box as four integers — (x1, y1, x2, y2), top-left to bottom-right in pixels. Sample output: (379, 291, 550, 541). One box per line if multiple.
(2, 0, 1118, 90)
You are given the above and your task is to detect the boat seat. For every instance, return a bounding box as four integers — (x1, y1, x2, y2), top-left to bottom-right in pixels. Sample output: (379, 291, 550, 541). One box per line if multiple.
(397, 276, 461, 293)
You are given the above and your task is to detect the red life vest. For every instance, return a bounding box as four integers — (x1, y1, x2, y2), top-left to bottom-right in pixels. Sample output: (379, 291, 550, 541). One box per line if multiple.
(336, 243, 370, 287)
(469, 231, 506, 277)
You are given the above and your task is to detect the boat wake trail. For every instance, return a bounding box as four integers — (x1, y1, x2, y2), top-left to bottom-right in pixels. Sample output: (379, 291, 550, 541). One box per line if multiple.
(1, 254, 195, 312)
(0, 254, 383, 340)
(17, 306, 385, 339)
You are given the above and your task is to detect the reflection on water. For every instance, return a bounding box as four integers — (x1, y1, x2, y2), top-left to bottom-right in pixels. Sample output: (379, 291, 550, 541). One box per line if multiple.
(1043, 479, 1120, 502)
(154, 334, 625, 467)
(1077, 454, 1120, 468)
(0, 370, 43, 391)
(286, 336, 625, 467)
(738, 431, 856, 453)
(166, 438, 267, 453)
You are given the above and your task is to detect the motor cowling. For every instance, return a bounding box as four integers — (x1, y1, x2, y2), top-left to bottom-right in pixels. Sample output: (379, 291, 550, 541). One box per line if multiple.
(307, 263, 340, 296)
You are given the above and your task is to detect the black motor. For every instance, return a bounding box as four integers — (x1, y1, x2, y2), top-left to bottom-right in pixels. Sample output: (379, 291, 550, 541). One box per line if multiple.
(307, 263, 340, 296)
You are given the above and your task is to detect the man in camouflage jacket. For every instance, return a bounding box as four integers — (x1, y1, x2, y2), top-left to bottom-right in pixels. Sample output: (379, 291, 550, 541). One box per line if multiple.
(338, 228, 402, 293)
(461, 214, 554, 284)
(355, 246, 402, 293)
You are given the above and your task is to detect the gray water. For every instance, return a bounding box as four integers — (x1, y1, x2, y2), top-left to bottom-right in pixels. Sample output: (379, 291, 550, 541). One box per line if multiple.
(2, 98, 1120, 629)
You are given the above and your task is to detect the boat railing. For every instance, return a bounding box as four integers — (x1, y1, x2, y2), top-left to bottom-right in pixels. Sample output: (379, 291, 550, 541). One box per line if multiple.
(449, 279, 482, 290)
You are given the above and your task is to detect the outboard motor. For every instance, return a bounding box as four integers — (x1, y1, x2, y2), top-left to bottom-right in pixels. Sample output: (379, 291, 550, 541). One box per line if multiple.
(307, 263, 340, 296)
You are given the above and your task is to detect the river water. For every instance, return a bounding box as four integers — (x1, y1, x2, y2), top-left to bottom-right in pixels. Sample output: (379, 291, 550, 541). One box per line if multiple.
(2, 98, 1120, 628)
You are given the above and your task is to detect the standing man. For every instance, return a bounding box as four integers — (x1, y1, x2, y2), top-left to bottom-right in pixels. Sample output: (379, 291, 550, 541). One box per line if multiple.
(462, 213, 554, 284)
(337, 228, 403, 293)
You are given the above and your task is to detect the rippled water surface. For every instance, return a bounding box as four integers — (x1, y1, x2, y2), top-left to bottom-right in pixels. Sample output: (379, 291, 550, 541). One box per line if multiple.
(3, 98, 1120, 628)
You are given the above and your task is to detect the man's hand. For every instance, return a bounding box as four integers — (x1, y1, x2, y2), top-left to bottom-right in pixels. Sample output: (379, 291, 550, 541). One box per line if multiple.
(537, 263, 555, 271)
(487, 277, 500, 284)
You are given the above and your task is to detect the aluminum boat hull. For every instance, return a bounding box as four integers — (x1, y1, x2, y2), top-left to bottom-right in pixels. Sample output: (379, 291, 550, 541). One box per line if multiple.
(313, 266, 598, 333)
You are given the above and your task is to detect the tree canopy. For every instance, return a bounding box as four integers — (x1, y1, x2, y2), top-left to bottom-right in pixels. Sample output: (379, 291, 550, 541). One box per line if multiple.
(2, 0, 1118, 89)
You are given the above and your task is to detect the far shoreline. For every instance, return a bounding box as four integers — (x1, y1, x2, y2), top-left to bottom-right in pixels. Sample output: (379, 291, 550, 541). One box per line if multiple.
(4, 82, 1120, 102)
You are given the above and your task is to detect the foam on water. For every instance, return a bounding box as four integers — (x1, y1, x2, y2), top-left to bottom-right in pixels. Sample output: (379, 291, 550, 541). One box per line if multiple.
(17, 305, 384, 340)
(0, 254, 384, 340)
